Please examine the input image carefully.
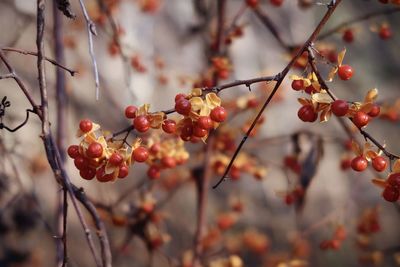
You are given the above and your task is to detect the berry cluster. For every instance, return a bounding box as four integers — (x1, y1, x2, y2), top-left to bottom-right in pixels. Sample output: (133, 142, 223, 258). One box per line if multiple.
(319, 225, 347, 251)
(211, 57, 232, 80)
(348, 140, 387, 173)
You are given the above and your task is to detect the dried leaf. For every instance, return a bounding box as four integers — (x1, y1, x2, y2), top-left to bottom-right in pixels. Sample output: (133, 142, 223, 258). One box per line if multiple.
(393, 159, 400, 173)
(371, 178, 387, 189)
(364, 88, 379, 103)
(337, 48, 346, 66)
(312, 92, 332, 104)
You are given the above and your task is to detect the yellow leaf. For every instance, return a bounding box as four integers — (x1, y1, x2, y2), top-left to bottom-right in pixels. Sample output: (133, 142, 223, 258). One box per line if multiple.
(365, 150, 378, 161)
(205, 93, 221, 109)
(319, 108, 331, 123)
(191, 88, 202, 96)
(327, 66, 338, 82)
(393, 159, 400, 173)
(364, 88, 378, 103)
(297, 98, 309, 106)
(199, 104, 211, 116)
(189, 97, 204, 111)
(312, 92, 332, 104)
(289, 74, 302, 80)
(337, 48, 346, 66)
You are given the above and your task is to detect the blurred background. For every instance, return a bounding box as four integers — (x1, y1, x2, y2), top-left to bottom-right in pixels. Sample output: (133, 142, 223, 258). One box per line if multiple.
(0, 0, 400, 266)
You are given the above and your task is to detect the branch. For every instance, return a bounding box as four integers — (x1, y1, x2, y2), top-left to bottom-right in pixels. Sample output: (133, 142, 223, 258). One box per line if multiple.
(213, 0, 343, 189)
(317, 7, 400, 41)
(55, 0, 76, 19)
(77, 0, 100, 99)
(1, 47, 77, 76)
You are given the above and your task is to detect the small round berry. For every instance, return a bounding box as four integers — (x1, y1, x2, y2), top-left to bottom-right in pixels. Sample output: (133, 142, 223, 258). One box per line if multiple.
(74, 156, 88, 170)
(291, 80, 304, 91)
(124, 105, 137, 119)
(174, 93, 186, 103)
(379, 26, 392, 40)
(353, 111, 370, 128)
(161, 156, 176, 168)
(96, 166, 114, 182)
(118, 164, 129, 178)
(382, 185, 399, 202)
(150, 143, 161, 154)
(86, 142, 103, 158)
(246, 0, 258, 8)
(305, 84, 316, 94)
(270, 0, 283, 6)
(193, 126, 208, 138)
(175, 99, 192, 115)
(109, 152, 124, 166)
(297, 105, 318, 122)
(162, 119, 176, 134)
(210, 106, 227, 123)
(134, 115, 150, 132)
(331, 100, 349, 117)
(133, 146, 149, 162)
(67, 145, 80, 159)
(79, 119, 93, 133)
(368, 105, 380, 117)
(340, 158, 352, 170)
(342, 29, 354, 43)
(147, 165, 161, 179)
(351, 156, 368, 172)
(197, 116, 213, 130)
(387, 173, 400, 189)
(338, 65, 354, 81)
(80, 167, 96, 180)
(247, 98, 259, 108)
(372, 156, 387, 172)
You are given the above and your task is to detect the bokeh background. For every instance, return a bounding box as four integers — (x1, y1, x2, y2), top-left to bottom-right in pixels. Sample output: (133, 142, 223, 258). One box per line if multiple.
(1, 0, 400, 266)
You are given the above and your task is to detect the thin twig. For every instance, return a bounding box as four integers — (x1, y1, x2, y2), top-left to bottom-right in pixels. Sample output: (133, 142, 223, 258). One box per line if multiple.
(77, 0, 100, 99)
(318, 7, 400, 40)
(1, 47, 76, 76)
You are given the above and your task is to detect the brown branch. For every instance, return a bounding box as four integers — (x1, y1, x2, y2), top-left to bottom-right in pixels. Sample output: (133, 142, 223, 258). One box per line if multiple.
(317, 7, 400, 41)
(1, 47, 77, 76)
(213, 0, 343, 189)
(307, 47, 400, 161)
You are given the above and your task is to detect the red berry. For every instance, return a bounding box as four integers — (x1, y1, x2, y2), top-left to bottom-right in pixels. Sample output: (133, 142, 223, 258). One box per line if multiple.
(291, 80, 304, 91)
(297, 105, 317, 122)
(193, 126, 208, 138)
(368, 105, 380, 117)
(125, 105, 137, 119)
(162, 119, 176, 134)
(175, 99, 192, 115)
(74, 156, 88, 170)
(96, 166, 114, 182)
(338, 65, 354, 80)
(247, 98, 259, 108)
(331, 100, 349, 117)
(147, 165, 161, 179)
(379, 26, 392, 40)
(305, 84, 316, 94)
(382, 185, 399, 202)
(342, 29, 354, 43)
(109, 153, 124, 166)
(79, 119, 93, 133)
(351, 156, 368, 172)
(86, 142, 103, 158)
(67, 145, 80, 159)
(197, 116, 213, 130)
(180, 120, 193, 137)
(134, 115, 150, 132)
(353, 111, 370, 128)
(387, 173, 400, 189)
(174, 93, 186, 103)
(270, 0, 283, 6)
(133, 146, 149, 162)
(118, 164, 129, 178)
(210, 106, 227, 122)
(372, 156, 387, 172)
(246, 0, 258, 8)
(80, 167, 96, 180)
(161, 156, 176, 168)
(150, 143, 161, 154)
(340, 158, 352, 170)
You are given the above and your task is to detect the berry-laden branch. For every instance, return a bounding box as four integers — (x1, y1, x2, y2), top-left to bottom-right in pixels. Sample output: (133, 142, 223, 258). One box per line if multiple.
(306, 47, 400, 161)
(212, 0, 343, 189)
